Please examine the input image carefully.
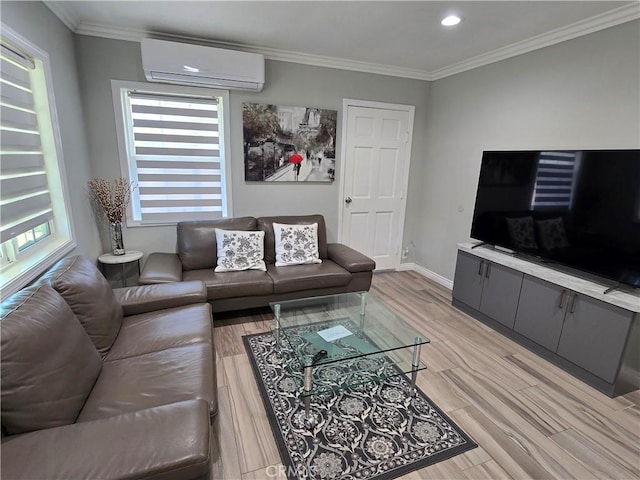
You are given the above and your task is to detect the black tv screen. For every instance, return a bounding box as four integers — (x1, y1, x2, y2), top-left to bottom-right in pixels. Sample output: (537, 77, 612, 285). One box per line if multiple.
(471, 150, 640, 288)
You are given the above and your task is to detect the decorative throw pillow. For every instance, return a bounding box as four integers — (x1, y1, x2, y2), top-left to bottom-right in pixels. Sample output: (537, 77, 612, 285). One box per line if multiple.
(536, 217, 570, 250)
(273, 222, 322, 267)
(214, 229, 266, 272)
(505, 216, 539, 250)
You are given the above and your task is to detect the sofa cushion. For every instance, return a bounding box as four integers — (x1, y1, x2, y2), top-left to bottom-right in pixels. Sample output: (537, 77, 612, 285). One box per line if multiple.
(258, 214, 328, 265)
(178, 217, 257, 271)
(273, 222, 322, 266)
(39, 255, 123, 356)
(183, 269, 273, 300)
(267, 260, 351, 294)
(1, 285, 102, 435)
(214, 229, 266, 272)
(78, 343, 216, 422)
(105, 303, 213, 361)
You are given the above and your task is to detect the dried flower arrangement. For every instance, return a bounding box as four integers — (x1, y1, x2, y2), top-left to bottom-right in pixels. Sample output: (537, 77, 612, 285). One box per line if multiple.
(87, 177, 136, 224)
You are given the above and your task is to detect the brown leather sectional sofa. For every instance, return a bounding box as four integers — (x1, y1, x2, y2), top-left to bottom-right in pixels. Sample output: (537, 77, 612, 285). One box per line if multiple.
(139, 214, 376, 312)
(0, 214, 374, 479)
(1, 256, 216, 479)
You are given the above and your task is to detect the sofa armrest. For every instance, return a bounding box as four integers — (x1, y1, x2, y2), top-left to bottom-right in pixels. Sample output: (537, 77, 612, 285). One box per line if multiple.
(327, 243, 376, 273)
(113, 280, 207, 316)
(0, 400, 210, 480)
(139, 252, 183, 284)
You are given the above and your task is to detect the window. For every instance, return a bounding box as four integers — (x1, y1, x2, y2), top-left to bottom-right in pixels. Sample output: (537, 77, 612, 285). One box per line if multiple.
(112, 81, 232, 226)
(15, 222, 51, 252)
(0, 26, 75, 299)
(531, 151, 579, 209)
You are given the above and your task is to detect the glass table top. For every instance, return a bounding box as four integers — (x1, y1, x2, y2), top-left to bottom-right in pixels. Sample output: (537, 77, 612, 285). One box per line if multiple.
(270, 292, 430, 396)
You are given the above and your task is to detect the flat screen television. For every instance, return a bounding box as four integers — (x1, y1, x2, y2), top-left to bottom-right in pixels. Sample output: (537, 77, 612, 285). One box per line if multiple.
(471, 149, 640, 289)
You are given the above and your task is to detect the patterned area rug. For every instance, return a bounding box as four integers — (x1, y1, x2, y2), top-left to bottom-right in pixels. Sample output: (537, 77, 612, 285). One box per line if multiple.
(243, 329, 477, 480)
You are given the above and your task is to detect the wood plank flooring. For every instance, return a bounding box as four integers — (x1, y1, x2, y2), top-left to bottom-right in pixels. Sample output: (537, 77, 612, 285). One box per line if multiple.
(210, 271, 640, 479)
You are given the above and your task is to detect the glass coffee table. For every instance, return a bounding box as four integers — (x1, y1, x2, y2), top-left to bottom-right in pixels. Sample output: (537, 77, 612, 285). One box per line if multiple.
(271, 292, 430, 424)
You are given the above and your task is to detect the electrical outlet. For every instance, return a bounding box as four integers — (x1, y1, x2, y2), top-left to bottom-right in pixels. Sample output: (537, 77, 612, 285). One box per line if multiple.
(401, 247, 409, 259)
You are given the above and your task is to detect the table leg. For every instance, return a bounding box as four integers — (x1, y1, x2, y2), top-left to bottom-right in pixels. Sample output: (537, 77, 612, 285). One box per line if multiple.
(303, 365, 315, 427)
(273, 303, 281, 347)
(121, 263, 127, 287)
(410, 336, 422, 396)
(359, 291, 366, 329)
(303, 365, 313, 411)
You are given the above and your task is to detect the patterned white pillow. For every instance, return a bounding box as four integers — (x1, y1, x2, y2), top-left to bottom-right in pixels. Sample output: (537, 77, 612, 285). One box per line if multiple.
(214, 229, 266, 272)
(273, 222, 322, 267)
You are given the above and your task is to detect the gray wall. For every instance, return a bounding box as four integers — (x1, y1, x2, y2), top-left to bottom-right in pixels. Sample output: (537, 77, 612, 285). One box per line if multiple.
(1, 1, 101, 260)
(75, 35, 430, 256)
(5, 3, 638, 282)
(406, 21, 640, 281)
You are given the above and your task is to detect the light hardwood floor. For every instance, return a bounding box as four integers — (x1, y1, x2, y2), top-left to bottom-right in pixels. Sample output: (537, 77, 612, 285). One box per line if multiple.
(210, 271, 640, 480)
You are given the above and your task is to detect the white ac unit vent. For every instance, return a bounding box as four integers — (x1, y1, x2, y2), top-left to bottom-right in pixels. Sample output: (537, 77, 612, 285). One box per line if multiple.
(141, 38, 265, 91)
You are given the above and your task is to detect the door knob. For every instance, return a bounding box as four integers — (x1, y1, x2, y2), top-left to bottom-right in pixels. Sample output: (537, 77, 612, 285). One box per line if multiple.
(345, 197, 352, 204)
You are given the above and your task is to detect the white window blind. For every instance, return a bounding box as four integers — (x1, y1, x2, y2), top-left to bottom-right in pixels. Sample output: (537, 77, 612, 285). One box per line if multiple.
(531, 151, 577, 209)
(126, 91, 224, 224)
(0, 44, 53, 243)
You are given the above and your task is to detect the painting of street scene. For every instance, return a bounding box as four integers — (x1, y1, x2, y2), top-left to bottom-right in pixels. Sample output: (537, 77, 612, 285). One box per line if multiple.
(243, 103, 337, 182)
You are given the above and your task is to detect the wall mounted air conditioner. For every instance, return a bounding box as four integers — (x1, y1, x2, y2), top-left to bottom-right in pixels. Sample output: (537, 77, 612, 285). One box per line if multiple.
(141, 38, 265, 91)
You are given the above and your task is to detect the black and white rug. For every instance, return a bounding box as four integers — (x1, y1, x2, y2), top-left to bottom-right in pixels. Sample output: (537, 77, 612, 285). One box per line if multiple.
(243, 328, 477, 480)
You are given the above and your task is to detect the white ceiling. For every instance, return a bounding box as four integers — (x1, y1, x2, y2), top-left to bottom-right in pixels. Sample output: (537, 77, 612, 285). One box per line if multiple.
(44, 1, 639, 80)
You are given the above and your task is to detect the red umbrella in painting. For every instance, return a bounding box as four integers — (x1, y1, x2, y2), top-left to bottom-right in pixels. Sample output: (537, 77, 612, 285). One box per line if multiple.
(289, 153, 303, 180)
(288, 153, 303, 164)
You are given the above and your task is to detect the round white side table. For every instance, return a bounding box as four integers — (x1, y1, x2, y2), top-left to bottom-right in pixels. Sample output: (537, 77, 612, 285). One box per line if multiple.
(98, 250, 143, 287)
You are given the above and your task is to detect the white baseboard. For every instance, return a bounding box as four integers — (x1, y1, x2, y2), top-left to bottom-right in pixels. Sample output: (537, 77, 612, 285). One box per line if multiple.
(396, 262, 454, 290)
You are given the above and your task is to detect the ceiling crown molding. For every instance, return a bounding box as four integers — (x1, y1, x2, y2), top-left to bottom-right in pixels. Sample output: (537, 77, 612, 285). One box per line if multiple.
(239, 46, 433, 81)
(74, 22, 147, 43)
(52, 2, 639, 82)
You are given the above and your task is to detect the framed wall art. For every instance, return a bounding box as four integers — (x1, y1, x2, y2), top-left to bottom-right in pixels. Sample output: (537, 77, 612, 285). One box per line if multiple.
(243, 103, 337, 182)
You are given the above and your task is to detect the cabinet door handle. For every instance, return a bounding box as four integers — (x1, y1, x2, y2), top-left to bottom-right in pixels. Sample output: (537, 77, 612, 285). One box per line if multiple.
(485, 262, 491, 278)
(558, 289, 567, 309)
(569, 293, 578, 314)
(478, 260, 484, 276)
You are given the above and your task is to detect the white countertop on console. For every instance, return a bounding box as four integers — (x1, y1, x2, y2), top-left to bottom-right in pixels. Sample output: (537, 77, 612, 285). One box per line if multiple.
(458, 243, 640, 313)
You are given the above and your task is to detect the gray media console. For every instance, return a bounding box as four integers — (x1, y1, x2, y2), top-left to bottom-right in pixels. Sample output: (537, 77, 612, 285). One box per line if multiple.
(452, 245, 639, 397)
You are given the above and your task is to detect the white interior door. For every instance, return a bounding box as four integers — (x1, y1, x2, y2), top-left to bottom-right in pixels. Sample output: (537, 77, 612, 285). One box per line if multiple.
(339, 100, 414, 270)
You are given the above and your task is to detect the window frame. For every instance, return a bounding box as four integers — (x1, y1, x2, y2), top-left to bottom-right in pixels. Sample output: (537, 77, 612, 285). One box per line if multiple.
(111, 80, 233, 227)
(0, 24, 76, 300)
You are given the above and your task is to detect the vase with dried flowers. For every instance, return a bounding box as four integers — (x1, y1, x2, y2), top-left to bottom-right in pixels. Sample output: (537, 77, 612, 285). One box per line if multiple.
(88, 178, 135, 255)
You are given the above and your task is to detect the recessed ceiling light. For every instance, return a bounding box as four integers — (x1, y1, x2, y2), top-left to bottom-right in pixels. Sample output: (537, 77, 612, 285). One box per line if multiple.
(441, 15, 461, 27)
(183, 65, 200, 73)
